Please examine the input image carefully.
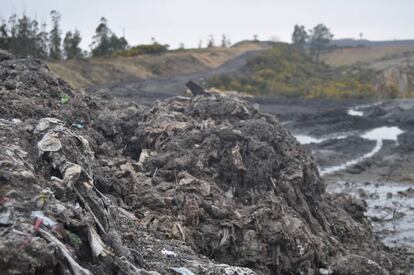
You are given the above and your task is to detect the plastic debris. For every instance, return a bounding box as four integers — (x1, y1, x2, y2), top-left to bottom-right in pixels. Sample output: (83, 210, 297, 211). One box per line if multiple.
(0, 209, 12, 225)
(60, 93, 70, 104)
(170, 267, 195, 275)
(31, 211, 57, 228)
(161, 248, 177, 257)
(37, 135, 62, 152)
(87, 226, 106, 258)
(72, 123, 85, 129)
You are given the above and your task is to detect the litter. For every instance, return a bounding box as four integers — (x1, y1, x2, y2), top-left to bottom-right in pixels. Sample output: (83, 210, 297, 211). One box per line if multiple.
(60, 93, 70, 104)
(161, 248, 177, 257)
(72, 123, 85, 129)
(31, 211, 57, 228)
(170, 267, 195, 275)
(0, 209, 11, 225)
(37, 135, 62, 152)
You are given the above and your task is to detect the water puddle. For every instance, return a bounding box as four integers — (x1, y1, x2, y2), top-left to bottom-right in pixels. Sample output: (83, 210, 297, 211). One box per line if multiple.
(294, 134, 347, 145)
(297, 126, 405, 175)
(328, 181, 414, 247)
(347, 101, 383, 117)
(361, 126, 403, 141)
(347, 109, 364, 117)
(319, 140, 382, 175)
(294, 135, 326, 145)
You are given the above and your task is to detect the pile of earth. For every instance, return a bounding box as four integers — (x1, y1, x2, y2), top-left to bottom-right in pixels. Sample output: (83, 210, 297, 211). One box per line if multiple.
(0, 50, 412, 274)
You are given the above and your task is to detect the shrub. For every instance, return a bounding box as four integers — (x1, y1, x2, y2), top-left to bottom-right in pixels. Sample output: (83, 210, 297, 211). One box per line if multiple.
(115, 43, 169, 57)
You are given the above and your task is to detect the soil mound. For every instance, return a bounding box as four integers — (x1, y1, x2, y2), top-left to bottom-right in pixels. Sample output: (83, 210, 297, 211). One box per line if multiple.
(0, 53, 409, 274)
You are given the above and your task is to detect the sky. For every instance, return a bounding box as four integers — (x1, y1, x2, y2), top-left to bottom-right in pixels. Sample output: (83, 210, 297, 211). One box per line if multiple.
(1, 0, 413, 49)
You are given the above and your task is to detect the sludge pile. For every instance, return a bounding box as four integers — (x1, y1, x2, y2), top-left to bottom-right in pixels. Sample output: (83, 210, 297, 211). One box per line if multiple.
(0, 50, 410, 274)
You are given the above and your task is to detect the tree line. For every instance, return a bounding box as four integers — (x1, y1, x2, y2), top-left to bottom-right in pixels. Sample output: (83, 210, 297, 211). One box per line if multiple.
(0, 11, 128, 60)
(291, 24, 334, 63)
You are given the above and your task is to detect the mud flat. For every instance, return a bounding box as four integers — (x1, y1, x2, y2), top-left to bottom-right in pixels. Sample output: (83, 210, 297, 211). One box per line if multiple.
(328, 181, 414, 248)
(289, 98, 414, 259)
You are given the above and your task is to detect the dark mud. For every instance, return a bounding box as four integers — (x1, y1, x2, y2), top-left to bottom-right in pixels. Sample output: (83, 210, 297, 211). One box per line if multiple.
(1, 52, 412, 274)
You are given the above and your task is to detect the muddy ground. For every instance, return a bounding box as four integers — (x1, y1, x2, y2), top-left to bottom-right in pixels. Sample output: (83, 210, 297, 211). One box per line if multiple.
(275, 99, 414, 250)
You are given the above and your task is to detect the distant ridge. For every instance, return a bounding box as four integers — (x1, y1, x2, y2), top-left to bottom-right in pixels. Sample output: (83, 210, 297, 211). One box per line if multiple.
(331, 39, 414, 48)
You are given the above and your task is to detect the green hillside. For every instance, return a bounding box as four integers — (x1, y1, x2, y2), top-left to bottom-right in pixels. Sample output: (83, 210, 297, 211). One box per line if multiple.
(207, 43, 376, 98)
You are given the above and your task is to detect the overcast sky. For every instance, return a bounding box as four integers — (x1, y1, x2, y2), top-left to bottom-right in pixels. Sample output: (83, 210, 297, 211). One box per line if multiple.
(1, 0, 413, 49)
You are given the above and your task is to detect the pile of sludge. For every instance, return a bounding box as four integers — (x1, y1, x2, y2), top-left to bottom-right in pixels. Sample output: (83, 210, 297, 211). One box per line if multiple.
(0, 49, 411, 274)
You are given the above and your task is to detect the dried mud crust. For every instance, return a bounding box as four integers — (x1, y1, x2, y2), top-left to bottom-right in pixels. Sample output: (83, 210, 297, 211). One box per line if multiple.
(0, 53, 411, 274)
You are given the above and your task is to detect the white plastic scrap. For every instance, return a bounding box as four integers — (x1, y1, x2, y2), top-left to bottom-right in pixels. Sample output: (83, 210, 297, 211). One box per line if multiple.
(161, 248, 177, 257)
(31, 211, 57, 227)
(319, 268, 332, 275)
(223, 266, 256, 275)
(37, 135, 62, 152)
(0, 209, 11, 225)
(170, 267, 195, 275)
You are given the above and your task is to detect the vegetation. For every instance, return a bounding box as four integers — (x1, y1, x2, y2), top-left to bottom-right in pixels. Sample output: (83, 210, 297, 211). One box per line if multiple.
(115, 42, 169, 57)
(207, 43, 376, 99)
(90, 17, 128, 57)
(48, 10, 62, 60)
(0, 14, 49, 58)
(291, 23, 334, 62)
(292, 25, 308, 52)
(0, 13, 128, 60)
(309, 24, 334, 63)
(63, 30, 84, 59)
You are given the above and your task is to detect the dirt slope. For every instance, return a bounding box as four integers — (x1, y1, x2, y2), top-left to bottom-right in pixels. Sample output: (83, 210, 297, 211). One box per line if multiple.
(322, 45, 414, 67)
(47, 42, 269, 90)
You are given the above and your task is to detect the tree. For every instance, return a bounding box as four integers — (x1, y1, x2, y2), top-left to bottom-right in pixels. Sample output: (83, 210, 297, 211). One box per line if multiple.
(36, 22, 49, 59)
(90, 17, 111, 56)
(49, 10, 62, 60)
(221, 34, 227, 47)
(0, 20, 10, 49)
(109, 34, 128, 52)
(207, 35, 214, 48)
(90, 17, 128, 57)
(0, 14, 49, 58)
(63, 30, 83, 59)
(309, 24, 333, 63)
(291, 25, 308, 52)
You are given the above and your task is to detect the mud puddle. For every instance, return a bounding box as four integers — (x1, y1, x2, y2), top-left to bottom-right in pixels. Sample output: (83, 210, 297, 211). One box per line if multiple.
(295, 126, 404, 176)
(328, 181, 414, 248)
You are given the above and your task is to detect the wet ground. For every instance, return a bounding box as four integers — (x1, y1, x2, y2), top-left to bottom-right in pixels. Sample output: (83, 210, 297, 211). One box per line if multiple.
(328, 181, 414, 248)
(281, 100, 414, 249)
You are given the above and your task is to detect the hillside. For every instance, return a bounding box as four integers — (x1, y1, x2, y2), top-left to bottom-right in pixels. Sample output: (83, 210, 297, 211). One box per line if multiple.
(331, 39, 414, 48)
(207, 43, 377, 99)
(322, 44, 414, 67)
(47, 42, 270, 89)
